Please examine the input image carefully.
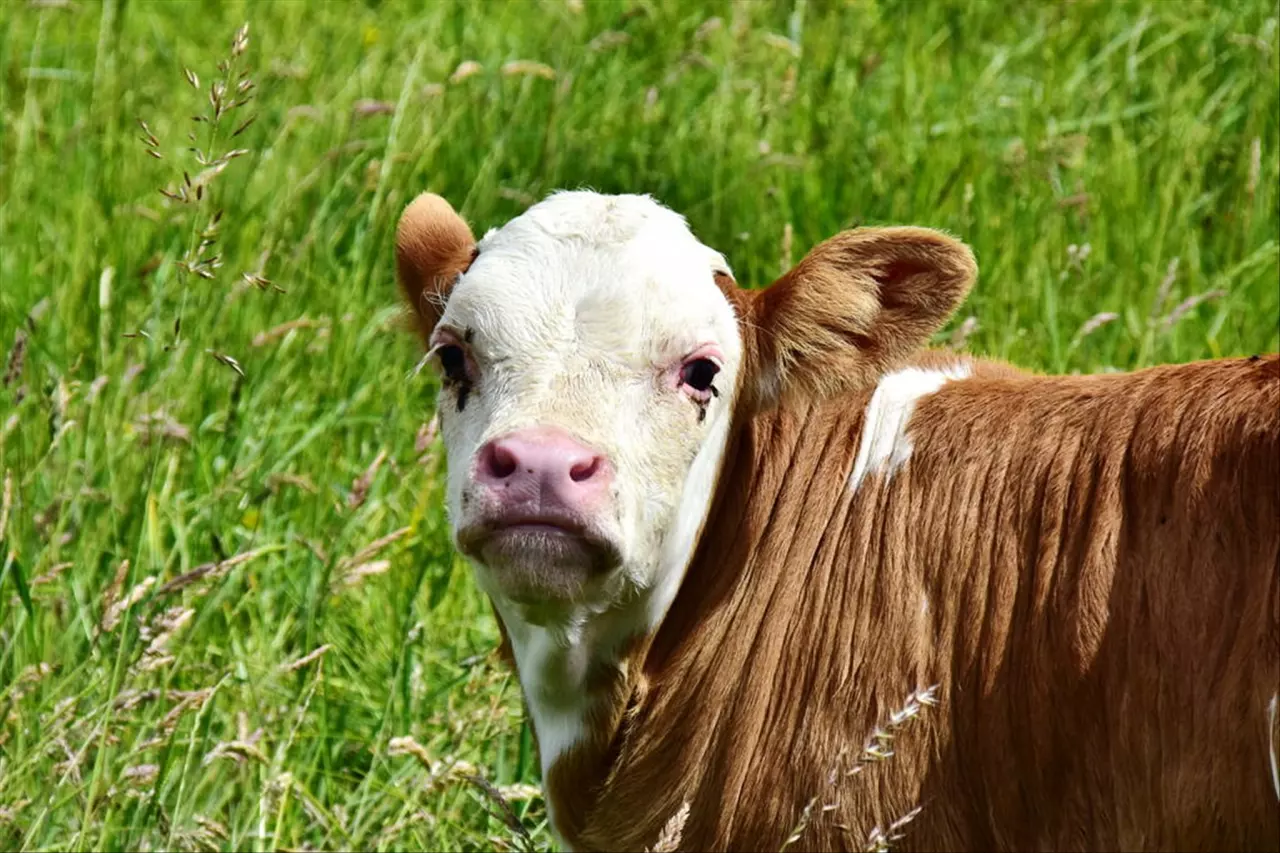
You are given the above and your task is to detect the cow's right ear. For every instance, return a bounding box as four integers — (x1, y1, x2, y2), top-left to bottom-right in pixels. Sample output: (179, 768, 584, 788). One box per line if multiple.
(395, 192, 478, 343)
(742, 225, 976, 410)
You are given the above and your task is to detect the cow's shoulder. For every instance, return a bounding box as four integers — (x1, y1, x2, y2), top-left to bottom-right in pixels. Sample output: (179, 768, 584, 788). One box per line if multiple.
(903, 348, 1025, 380)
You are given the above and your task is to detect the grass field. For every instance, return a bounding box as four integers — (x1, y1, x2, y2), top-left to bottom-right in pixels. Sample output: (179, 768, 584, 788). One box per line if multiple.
(1, 0, 1277, 850)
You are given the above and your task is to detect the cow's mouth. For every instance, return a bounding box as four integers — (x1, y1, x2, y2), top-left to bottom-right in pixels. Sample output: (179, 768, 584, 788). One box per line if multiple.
(456, 515, 623, 601)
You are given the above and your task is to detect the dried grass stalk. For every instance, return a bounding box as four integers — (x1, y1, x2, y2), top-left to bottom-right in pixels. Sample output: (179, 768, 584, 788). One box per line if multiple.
(3, 330, 26, 387)
(450, 61, 483, 83)
(1073, 312, 1119, 344)
(347, 449, 388, 509)
(501, 60, 556, 80)
(1161, 289, 1226, 332)
(1149, 257, 1180, 324)
(339, 526, 411, 570)
(100, 575, 155, 633)
(648, 801, 691, 852)
(280, 644, 332, 673)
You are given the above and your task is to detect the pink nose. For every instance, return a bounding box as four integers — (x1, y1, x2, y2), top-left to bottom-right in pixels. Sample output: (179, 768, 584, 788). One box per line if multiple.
(475, 427, 611, 508)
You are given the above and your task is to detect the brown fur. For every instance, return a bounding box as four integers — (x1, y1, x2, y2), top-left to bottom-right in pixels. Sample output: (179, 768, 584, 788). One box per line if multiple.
(743, 226, 977, 411)
(554, 352, 1279, 852)
(396, 192, 477, 341)
(549, 248, 1279, 851)
(394, 197, 1280, 851)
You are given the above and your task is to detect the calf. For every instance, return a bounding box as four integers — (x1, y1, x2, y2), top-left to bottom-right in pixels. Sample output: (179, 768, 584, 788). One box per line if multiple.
(395, 190, 1280, 852)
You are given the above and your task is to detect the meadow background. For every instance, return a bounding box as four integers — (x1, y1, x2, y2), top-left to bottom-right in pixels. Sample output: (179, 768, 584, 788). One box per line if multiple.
(1, 0, 1277, 850)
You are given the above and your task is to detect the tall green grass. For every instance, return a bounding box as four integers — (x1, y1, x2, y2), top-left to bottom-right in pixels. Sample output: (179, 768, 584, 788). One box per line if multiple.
(1, 1, 1276, 850)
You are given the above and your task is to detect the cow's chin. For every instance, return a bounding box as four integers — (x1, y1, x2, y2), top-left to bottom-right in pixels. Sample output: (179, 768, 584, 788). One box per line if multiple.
(457, 524, 623, 607)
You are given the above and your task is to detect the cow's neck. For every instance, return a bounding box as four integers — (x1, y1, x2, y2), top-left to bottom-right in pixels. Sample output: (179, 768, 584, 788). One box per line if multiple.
(549, 393, 887, 851)
(537, 367, 960, 850)
(492, 400, 737, 848)
(492, 596, 650, 850)
(528, 395, 862, 851)
(519, 356, 978, 849)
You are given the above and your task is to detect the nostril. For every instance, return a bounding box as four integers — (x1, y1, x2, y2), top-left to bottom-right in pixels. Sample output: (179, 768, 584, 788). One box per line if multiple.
(484, 441, 519, 480)
(569, 454, 604, 483)
(481, 431, 609, 488)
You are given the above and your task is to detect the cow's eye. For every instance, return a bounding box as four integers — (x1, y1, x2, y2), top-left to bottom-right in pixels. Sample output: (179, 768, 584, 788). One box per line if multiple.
(437, 345, 468, 383)
(680, 358, 720, 393)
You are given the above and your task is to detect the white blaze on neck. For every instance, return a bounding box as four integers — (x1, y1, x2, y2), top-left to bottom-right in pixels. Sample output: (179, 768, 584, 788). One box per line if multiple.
(849, 363, 971, 492)
(495, 614, 592, 775)
(495, 401, 734, 780)
(487, 373, 735, 852)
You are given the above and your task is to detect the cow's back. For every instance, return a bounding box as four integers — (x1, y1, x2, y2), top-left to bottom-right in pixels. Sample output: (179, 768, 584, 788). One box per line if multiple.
(901, 352, 1280, 851)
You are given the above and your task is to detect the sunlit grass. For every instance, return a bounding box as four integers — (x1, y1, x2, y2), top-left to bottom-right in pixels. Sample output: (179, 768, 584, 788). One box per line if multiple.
(1, 1, 1276, 850)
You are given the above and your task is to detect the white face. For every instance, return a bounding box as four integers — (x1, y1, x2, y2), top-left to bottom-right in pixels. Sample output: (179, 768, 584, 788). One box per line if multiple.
(426, 192, 743, 625)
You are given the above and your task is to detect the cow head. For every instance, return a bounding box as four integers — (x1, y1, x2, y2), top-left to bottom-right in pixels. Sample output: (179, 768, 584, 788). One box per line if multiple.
(396, 191, 975, 627)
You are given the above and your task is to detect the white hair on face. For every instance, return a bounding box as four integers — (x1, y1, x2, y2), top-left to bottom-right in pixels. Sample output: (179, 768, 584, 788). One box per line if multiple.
(479, 190, 731, 271)
(433, 190, 743, 780)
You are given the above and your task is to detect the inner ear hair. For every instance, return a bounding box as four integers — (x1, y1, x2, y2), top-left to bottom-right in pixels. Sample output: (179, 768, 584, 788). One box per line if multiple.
(395, 192, 478, 344)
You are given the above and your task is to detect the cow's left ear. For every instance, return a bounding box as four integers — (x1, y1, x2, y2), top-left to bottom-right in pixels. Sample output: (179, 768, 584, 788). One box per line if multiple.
(741, 226, 976, 410)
